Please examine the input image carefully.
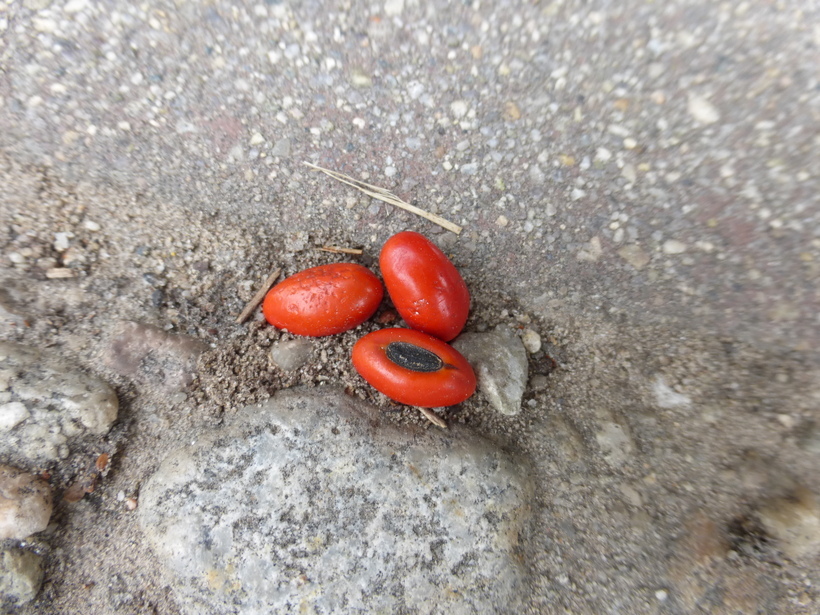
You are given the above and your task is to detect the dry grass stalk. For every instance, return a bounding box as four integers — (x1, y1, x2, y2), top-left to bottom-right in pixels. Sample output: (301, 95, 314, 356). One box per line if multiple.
(318, 245, 364, 255)
(303, 161, 462, 235)
(418, 408, 448, 429)
(236, 267, 282, 324)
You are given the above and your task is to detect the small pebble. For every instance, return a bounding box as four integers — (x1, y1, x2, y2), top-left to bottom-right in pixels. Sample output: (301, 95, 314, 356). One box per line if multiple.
(595, 147, 612, 162)
(687, 95, 720, 124)
(270, 138, 291, 157)
(0, 465, 53, 540)
(53, 232, 73, 252)
(0, 342, 119, 463)
(662, 240, 687, 255)
(655, 589, 668, 602)
(520, 328, 542, 354)
(618, 245, 650, 270)
(384, 0, 404, 16)
(453, 328, 529, 417)
(269, 339, 313, 372)
(450, 100, 469, 119)
(0, 548, 44, 607)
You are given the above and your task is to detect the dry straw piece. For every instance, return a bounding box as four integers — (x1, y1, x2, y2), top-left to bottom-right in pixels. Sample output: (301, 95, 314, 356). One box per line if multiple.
(318, 246, 364, 255)
(303, 162, 462, 235)
(418, 407, 448, 429)
(235, 267, 282, 324)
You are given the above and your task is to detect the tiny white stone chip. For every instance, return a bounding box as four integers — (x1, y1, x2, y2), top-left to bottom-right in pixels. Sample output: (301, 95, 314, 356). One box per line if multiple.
(688, 95, 720, 124)
(520, 329, 542, 354)
(663, 239, 687, 254)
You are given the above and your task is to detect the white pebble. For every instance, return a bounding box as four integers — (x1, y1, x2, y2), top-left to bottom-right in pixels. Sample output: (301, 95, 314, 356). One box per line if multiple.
(662, 239, 687, 254)
(53, 232, 73, 252)
(83, 220, 101, 232)
(384, 166, 397, 178)
(520, 329, 542, 354)
(250, 132, 265, 146)
(688, 96, 720, 124)
(495, 215, 509, 227)
(450, 100, 469, 119)
(655, 589, 668, 602)
(32, 18, 57, 33)
(384, 0, 404, 16)
(595, 147, 612, 162)
(64, 0, 89, 11)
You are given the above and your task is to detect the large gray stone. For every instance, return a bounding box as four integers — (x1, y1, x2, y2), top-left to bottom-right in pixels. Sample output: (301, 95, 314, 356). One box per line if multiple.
(0, 342, 118, 462)
(453, 327, 529, 416)
(139, 387, 532, 615)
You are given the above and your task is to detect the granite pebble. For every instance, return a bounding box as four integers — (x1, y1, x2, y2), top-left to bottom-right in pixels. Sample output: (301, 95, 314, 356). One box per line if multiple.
(453, 327, 529, 417)
(0, 465, 52, 540)
(0, 342, 118, 463)
(0, 548, 44, 609)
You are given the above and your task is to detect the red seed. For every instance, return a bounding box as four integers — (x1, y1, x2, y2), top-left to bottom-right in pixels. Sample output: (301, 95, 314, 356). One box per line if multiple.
(262, 263, 383, 337)
(352, 328, 476, 407)
(380, 231, 470, 341)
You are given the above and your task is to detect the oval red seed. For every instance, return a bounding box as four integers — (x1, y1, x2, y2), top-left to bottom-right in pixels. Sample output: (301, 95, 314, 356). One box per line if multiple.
(379, 231, 470, 342)
(262, 263, 383, 337)
(352, 328, 476, 407)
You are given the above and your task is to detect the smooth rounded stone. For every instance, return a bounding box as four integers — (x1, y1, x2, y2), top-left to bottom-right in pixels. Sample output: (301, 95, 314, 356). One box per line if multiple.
(139, 387, 533, 615)
(757, 487, 820, 560)
(0, 548, 44, 608)
(269, 338, 313, 372)
(0, 342, 118, 463)
(452, 327, 529, 416)
(0, 465, 52, 540)
(106, 321, 208, 391)
(520, 328, 542, 354)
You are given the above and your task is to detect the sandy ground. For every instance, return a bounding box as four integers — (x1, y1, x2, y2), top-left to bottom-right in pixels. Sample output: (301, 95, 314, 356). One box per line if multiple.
(1, 0, 819, 613)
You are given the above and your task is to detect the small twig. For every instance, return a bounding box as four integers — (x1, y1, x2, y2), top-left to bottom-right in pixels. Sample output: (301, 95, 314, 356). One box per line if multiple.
(235, 267, 282, 324)
(303, 161, 462, 235)
(318, 245, 364, 255)
(418, 408, 448, 429)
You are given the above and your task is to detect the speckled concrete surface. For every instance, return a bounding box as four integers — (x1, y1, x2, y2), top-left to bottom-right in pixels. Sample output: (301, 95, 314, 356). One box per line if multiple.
(1, 0, 818, 613)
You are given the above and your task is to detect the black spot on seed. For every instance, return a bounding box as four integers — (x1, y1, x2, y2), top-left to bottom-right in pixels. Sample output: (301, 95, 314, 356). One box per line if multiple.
(385, 342, 444, 373)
